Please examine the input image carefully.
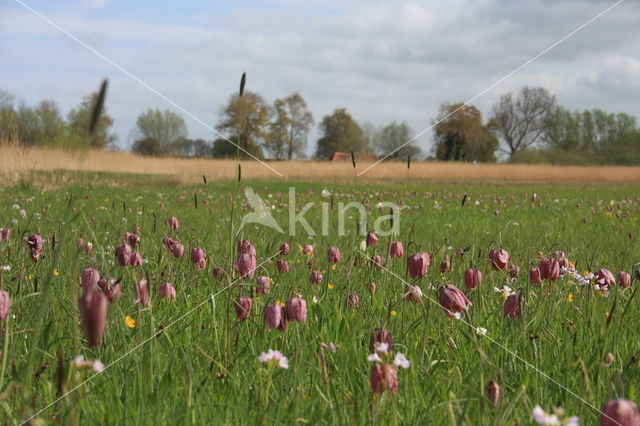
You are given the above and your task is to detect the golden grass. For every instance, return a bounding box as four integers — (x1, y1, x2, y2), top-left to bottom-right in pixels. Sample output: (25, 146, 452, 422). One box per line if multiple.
(1, 145, 640, 186)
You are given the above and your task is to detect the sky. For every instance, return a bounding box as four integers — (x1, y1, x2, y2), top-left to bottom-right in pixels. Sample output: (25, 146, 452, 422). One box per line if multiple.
(1, 0, 639, 158)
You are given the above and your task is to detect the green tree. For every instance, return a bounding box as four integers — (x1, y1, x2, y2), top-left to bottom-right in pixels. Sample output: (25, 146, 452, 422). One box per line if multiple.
(216, 91, 270, 159)
(433, 103, 498, 162)
(17, 100, 66, 147)
(132, 109, 187, 156)
(315, 108, 369, 159)
(377, 121, 421, 160)
(67, 91, 116, 149)
(266, 99, 291, 160)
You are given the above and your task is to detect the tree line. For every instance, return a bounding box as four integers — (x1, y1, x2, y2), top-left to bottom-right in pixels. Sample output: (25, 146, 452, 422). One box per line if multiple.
(1, 86, 639, 164)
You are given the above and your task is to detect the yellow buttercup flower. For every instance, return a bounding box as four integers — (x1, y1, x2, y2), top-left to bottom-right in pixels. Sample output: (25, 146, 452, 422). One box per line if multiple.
(125, 315, 136, 328)
(331, 264, 337, 270)
(327, 284, 334, 290)
(566, 293, 574, 303)
(28, 274, 33, 280)
(391, 310, 397, 317)
(53, 269, 60, 276)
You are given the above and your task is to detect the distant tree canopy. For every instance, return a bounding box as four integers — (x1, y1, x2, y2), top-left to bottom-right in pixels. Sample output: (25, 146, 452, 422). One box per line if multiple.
(131, 109, 188, 156)
(67, 91, 117, 149)
(433, 103, 498, 162)
(511, 107, 640, 165)
(0, 89, 115, 150)
(216, 91, 270, 159)
(315, 108, 369, 159)
(265, 93, 315, 160)
(376, 121, 421, 160)
(491, 86, 556, 157)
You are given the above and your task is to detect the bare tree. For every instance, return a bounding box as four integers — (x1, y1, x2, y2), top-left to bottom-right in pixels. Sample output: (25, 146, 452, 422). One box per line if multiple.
(491, 87, 556, 157)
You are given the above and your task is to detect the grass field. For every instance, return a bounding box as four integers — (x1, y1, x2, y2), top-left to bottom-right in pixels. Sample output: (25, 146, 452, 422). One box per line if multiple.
(0, 170, 639, 424)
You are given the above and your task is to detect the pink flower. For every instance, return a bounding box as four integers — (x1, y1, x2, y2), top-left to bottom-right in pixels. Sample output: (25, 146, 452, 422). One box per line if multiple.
(168, 216, 179, 230)
(256, 276, 271, 294)
(529, 268, 542, 286)
(234, 253, 256, 280)
(125, 232, 139, 248)
(346, 293, 360, 309)
(439, 284, 471, 315)
(78, 288, 108, 348)
(28, 233, 44, 262)
(390, 241, 404, 257)
(116, 243, 132, 266)
(264, 303, 287, 331)
(213, 267, 224, 280)
(1, 228, 11, 241)
(407, 252, 430, 279)
(370, 364, 398, 393)
(190, 247, 207, 270)
(285, 297, 307, 323)
(98, 278, 120, 304)
(439, 255, 452, 273)
(486, 381, 501, 406)
(134, 279, 150, 307)
(277, 259, 289, 273)
(618, 271, 631, 288)
(464, 268, 482, 290)
(279, 243, 290, 255)
(503, 294, 522, 318)
(159, 283, 176, 300)
(0, 290, 10, 321)
(600, 399, 640, 426)
(303, 244, 314, 255)
(404, 285, 423, 304)
(171, 242, 184, 259)
(236, 240, 256, 257)
(129, 252, 143, 267)
(370, 281, 377, 294)
(539, 258, 559, 281)
(310, 270, 323, 284)
(366, 232, 378, 247)
(235, 296, 253, 321)
(373, 255, 383, 268)
(328, 247, 341, 263)
(488, 248, 509, 271)
(81, 268, 100, 295)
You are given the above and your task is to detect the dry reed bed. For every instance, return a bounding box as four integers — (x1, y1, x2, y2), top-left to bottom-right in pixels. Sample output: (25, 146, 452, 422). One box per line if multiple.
(1, 146, 639, 185)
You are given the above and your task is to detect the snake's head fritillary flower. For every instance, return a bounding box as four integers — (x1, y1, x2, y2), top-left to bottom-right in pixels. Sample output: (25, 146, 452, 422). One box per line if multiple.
(390, 241, 404, 257)
(508, 264, 521, 278)
(277, 259, 289, 273)
(370, 281, 377, 294)
(370, 364, 398, 393)
(404, 285, 423, 304)
(190, 248, 207, 270)
(488, 248, 509, 271)
(530, 268, 542, 286)
(303, 244, 314, 255)
(439, 284, 471, 316)
(79, 288, 108, 348)
(212, 267, 224, 281)
(464, 268, 482, 290)
(439, 255, 452, 273)
(366, 232, 378, 247)
(539, 258, 559, 281)
(486, 381, 501, 406)
(328, 247, 341, 263)
(279, 242, 290, 255)
(235, 296, 253, 321)
(285, 297, 307, 323)
(264, 303, 287, 332)
(310, 270, 323, 284)
(236, 240, 256, 257)
(159, 283, 177, 300)
(135, 279, 150, 307)
(168, 216, 179, 230)
(234, 253, 256, 280)
(129, 252, 143, 267)
(171, 242, 184, 259)
(618, 271, 631, 288)
(256, 276, 271, 294)
(503, 294, 522, 318)
(116, 243, 132, 266)
(407, 252, 430, 278)
(28, 233, 44, 262)
(600, 399, 640, 426)
(81, 268, 100, 295)
(346, 293, 360, 309)
(85, 241, 93, 255)
(1, 228, 10, 242)
(0, 290, 10, 321)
